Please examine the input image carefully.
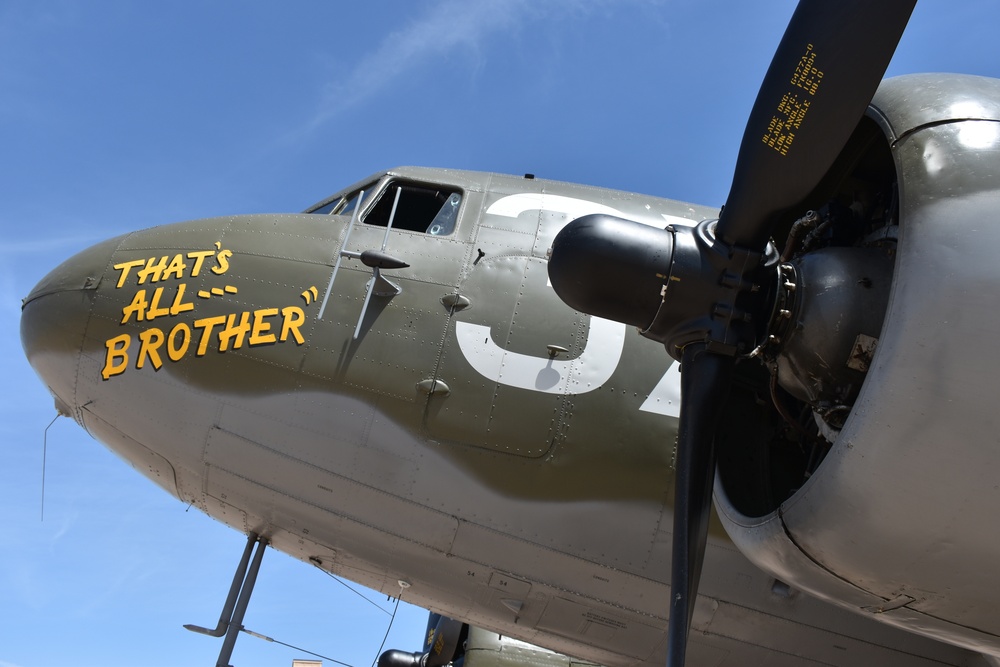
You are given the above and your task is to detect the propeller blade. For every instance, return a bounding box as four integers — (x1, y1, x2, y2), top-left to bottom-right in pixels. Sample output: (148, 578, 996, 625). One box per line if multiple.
(550, 6, 918, 666)
(425, 614, 463, 667)
(717, 0, 916, 250)
(666, 345, 734, 667)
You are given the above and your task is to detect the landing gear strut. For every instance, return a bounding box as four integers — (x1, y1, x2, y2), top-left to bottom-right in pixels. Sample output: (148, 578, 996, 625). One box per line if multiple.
(184, 532, 267, 667)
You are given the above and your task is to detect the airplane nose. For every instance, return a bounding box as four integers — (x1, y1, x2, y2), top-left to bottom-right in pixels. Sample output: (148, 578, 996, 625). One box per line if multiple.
(21, 234, 126, 413)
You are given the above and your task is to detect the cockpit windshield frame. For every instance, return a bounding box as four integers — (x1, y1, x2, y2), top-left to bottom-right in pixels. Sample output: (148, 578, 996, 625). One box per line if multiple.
(303, 180, 378, 216)
(305, 175, 463, 237)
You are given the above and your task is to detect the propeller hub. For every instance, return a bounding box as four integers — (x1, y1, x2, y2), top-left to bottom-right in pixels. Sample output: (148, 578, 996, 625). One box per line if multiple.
(546, 213, 674, 328)
(641, 219, 778, 359)
(548, 215, 777, 360)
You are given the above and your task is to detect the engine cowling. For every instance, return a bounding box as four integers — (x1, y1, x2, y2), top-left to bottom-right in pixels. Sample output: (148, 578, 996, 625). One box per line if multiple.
(714, 74, 1000, 654)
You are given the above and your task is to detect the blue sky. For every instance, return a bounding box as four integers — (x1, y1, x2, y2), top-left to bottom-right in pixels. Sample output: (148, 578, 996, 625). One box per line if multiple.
(3, 2, 1000, 666)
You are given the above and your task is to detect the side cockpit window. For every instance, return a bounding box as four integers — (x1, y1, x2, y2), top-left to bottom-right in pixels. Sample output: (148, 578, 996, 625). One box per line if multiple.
(363, 182, 461, 236)
(306, 178, 462, 236)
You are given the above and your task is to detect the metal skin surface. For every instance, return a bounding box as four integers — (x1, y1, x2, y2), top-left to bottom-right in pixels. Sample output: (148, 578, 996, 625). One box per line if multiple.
(20, 78, 1000, 666)
(715, 74, 1000, 657)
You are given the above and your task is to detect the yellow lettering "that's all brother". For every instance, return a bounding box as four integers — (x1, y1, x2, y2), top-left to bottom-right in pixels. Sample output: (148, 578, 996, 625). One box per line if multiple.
(101, 306, 306, 380)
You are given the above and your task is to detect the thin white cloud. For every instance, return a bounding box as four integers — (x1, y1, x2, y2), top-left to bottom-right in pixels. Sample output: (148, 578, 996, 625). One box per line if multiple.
(303, 0, 528, 132)
(0, 234, 105, 255)
(301, 0, 648, 133)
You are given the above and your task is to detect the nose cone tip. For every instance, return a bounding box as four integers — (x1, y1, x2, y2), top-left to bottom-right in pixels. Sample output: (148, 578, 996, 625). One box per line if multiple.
(21, 234, 124, 409)
(22, 234, 123, 307)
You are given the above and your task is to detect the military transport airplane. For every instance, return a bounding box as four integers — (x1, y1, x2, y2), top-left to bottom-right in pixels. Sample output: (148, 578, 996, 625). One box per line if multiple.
(15, 1, 1000, 666)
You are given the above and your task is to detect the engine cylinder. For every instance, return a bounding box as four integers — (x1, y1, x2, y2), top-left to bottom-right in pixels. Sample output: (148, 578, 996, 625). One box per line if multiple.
(775, 247, 893, 407)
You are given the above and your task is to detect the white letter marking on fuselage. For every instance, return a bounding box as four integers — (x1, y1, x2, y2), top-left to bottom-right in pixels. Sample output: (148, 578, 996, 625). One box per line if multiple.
(456, 317, 626, 396)
(456, 193, 683, 411)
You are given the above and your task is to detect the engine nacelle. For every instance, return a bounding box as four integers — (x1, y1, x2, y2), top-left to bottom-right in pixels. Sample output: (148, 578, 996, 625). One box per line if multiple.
(715, 74, 1000, 655)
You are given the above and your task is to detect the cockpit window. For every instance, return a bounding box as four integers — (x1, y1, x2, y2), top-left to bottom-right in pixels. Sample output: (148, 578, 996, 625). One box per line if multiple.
(306, 178, 462, 236)
(340, 190, 363, 218)
(309, 199, 340, 215)
(305, 183, 375, 216)
(363, 181, 462, 236)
